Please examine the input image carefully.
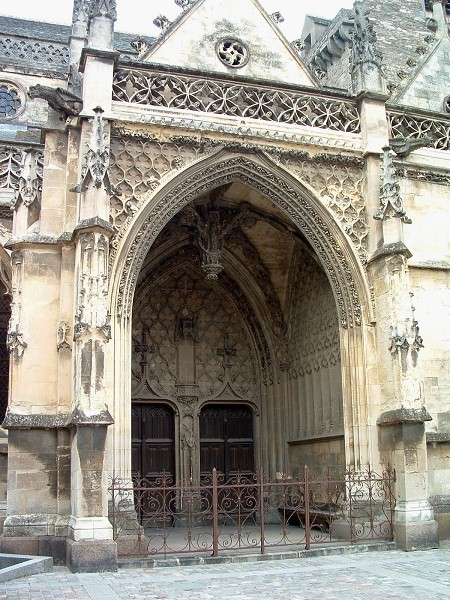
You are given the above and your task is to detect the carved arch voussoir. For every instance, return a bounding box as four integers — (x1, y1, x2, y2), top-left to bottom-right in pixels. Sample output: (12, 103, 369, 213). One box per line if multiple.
(110, 151, 370, 330)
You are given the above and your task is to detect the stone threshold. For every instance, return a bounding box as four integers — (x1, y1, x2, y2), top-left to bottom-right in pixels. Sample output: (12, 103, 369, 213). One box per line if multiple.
(118, 541, 396, 569)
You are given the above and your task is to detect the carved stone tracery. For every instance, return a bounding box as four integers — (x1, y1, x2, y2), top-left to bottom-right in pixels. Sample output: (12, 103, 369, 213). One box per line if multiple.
(115, 155, 364, 331)
(112, 69, 361, 133)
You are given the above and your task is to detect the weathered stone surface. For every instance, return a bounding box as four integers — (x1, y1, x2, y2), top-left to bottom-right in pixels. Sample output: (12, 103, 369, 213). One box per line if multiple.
(66, 539, 117, 572)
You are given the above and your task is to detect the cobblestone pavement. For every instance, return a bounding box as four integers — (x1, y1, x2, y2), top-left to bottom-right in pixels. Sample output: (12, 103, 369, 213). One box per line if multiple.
(0, 548, 449, 599)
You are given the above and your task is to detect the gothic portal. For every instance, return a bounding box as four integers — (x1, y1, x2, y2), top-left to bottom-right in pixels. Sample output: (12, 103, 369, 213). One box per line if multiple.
(0, 0, 448, 572)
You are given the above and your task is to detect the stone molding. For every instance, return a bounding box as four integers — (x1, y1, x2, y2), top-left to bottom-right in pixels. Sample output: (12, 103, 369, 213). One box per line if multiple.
(377, 406, 432, 425)
(2, 408, 114, 428)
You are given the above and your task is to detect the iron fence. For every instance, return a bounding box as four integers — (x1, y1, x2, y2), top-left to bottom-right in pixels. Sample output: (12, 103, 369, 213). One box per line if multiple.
(109, 466, 395, 558)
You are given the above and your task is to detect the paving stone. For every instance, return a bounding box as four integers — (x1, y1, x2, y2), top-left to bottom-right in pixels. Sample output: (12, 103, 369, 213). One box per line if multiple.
(0, 548, 448, 599)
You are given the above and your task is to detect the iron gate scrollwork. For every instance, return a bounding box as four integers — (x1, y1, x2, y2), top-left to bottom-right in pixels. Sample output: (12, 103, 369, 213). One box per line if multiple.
(109, 465, 395, 558)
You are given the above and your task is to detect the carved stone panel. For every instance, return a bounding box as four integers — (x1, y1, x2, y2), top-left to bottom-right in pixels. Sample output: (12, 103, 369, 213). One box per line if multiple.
(132, 267, 257, 400)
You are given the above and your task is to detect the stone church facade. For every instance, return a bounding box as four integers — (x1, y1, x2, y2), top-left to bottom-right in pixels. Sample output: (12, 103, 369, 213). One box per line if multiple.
(0, 0, 448, 571)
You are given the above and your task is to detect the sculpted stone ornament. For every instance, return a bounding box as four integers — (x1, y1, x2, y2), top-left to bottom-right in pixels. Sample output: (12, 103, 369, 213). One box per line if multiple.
(153, 15, 171, 31)
(130, 37, 149, 59)
(175, 0, 193, 9)
(73, 0, 91, 23)
(374, 147, 412, 224)
(28, 84, 83, 119)
(181, 190, 256, 280)
(390, 320, 424, 355)
(350, 1, 384, 92)
(89, 0, 117, 20)
(389, 136, 433, 158)
(271, 12, 285, 24)
(71, 106, 120, 196)
(57, 321, 72, 350)
(6, 324, 27, 357)
(12, 148, 43, 210)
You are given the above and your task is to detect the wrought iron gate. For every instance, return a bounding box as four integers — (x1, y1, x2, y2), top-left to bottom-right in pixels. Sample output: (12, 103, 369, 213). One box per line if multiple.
(109, 466, 395, 558)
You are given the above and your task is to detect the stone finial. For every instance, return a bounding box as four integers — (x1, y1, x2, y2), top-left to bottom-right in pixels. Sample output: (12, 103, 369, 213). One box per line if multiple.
(89, 0, 117, 21)
(73, 0, 91, 23)
(350, 1, 385, 93)
(153, 15, 171, 31)
(374, 147, 411, 223)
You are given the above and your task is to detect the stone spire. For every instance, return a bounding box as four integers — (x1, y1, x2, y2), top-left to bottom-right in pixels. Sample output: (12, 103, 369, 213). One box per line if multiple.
(88, 0, 117, 50)
(350, 1, 386, 94)
(69, 1, 91, 92)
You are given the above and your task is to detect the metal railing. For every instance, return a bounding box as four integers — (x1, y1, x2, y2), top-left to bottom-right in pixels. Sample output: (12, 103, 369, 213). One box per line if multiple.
(109, 465, 395, 558)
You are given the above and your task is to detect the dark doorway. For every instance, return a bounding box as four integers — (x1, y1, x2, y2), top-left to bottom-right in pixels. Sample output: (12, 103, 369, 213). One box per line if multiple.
(200, 404, 254, 482)
(131, 403, 175, 483)
(131, 402, 175, 526)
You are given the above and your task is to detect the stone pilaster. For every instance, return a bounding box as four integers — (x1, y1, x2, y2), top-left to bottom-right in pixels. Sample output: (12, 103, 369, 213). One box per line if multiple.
(378, 408, 439, 550)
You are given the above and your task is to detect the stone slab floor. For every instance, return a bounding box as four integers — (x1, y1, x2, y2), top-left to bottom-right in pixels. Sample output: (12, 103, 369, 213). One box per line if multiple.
(0, 548, 449, 599)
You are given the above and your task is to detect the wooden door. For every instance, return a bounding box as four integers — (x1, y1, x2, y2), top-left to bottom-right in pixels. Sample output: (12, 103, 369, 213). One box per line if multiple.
(200, 404, 254, 482)
(131, 403, 175, 525)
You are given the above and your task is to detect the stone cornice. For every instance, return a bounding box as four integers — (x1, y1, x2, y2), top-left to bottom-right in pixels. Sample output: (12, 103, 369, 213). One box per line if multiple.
(367, 242, 412, 264)
(3, 408, 114, 428)
(377, 406, 432, 426)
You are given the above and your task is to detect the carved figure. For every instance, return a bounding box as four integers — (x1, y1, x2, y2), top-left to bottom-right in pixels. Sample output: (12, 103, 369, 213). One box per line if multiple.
(389, 136, 433, 157)
(374, 147, 412, 223)
(28, 85, 83, 119)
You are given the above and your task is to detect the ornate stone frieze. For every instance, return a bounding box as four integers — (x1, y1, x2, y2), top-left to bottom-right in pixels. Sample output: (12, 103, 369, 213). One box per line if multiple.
(57, 321, 72, 351)
(388, 111, 450, 151)
(12, 148, 44, 210)
(116, 156, 363, 330)
(112, 69, 361, 133)
(374, 147, 411, 224)
(0, 146, 22, 192)
(72, 107, 120, 197)
(396, 166, 450, 186)
(28, 85, 82, 119)
(89, 0, 117, 20)
(0, 36, 69, 72)
(74, 232, 111, 340)
(109, 130, 367, 263)
(111, 112, 363, 152)
(109, 134, 206, 230)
